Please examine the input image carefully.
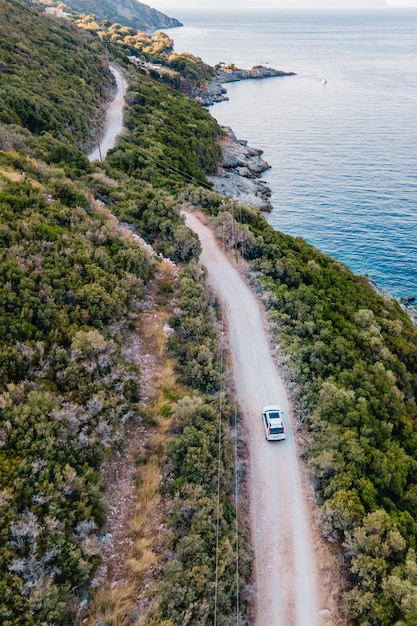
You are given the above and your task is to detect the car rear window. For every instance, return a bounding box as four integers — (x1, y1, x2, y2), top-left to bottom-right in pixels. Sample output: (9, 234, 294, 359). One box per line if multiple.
(269, 411, 281, 419)
(270, 426, 284, 434)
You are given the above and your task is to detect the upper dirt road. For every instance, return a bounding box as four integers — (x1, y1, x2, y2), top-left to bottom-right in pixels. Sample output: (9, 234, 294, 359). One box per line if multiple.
(184, 211, 324, 626)
(88, 65, 127, 162)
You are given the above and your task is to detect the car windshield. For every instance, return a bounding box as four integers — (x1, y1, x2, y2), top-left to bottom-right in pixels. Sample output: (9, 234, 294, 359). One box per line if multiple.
(268, 411, 280, 419)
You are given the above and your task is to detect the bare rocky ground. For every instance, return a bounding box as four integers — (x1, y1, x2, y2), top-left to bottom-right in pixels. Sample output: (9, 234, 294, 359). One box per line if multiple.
(208, 126, 274, 212)
(192, 64, 296, 107)
(100, 304, 165, 582)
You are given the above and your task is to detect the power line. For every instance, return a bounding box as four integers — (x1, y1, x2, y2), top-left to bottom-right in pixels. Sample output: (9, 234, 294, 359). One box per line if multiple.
(100, 110, 244, 623)
(117, 135, 214, 190)
(214, 310, 225, 626)
(94, 126, 103, 162)
(114, 128, 244, 624)
(234, 399, 240, 625)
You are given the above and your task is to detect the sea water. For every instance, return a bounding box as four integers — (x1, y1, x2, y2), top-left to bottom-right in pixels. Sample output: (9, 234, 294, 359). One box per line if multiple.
(165, 9, 417, 299)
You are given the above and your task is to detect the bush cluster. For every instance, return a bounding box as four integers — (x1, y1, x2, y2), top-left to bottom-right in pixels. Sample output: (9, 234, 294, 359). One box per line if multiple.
(167, 262, 221, 394)
(0, 0, 249, 626)
(0, 159, 154, 623)
(155, 396, 252, 626)
(88, 175, 201, 264)
(106, 72, 222, 192)
(0, 0, 112, 149)
(167, 52, 215, 86)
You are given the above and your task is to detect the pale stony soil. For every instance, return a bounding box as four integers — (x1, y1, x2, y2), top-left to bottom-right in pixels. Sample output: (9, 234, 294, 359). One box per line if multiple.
(88, 65, 127, 163)
(100, 315, 164, 586)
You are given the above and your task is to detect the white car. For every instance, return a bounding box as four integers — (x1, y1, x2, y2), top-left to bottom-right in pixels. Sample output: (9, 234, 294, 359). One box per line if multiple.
(262, 405, 286, 441)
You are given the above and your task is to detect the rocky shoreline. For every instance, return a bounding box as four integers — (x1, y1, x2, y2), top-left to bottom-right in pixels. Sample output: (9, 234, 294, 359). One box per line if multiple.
(192, 64, 296, 211)
(189, 64, 296, 212)
(209, 128, 417, 324)
(193, 64, 296, 107)
(366, 277, 417, 325)
(192, 65, 417, 325)
(401, 300, 417, 325)
(208, 126, 274, 212)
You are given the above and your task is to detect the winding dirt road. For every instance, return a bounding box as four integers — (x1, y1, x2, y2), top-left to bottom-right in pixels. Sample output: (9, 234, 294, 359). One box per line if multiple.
(88, 64, 127, 162)
(183, 211, 324, 626)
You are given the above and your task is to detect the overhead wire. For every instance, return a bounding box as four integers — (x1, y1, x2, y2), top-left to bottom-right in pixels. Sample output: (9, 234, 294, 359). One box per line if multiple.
(117, 134, 214, 190)
(214, 309, 225, 626)
(114, 130, 242, 625)
(213, 307, 242, 625)
(234, 399, 240, 625)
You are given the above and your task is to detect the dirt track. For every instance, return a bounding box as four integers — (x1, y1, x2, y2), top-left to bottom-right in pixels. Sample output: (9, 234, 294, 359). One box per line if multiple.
(88, 65, 127, 162)
(184, 210, 324, 626)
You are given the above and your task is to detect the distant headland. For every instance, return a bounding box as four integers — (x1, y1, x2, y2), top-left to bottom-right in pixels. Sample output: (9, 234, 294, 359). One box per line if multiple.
(192, 63, 296, 106)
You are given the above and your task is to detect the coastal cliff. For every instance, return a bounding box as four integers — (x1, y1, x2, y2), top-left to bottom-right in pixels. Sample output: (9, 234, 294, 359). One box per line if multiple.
(208, 127, 273, 212)
(65, 0, 182, 32)
(189, 64, 295, 211)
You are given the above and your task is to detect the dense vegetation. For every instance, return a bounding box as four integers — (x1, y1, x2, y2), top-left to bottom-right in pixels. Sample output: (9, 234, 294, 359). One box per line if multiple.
(185, 188, 417, 625)
(74, 17, 216, 93)
(100, 24, 174, 58)
(0, 162, 248, 624)
(106, 73, 221, 191)
(0, 0, 112, 148)
(1, 0, 417, 623)
(0, 153, 154, 623)
(145, 263, 251, 625)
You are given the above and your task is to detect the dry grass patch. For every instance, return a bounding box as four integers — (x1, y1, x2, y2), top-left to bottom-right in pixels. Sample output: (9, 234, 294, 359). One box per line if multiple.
(85, 583, 137, 626)
(0, 167, 43, 188)
(126, 388, 178, 579)
(126, 539, 156, 577)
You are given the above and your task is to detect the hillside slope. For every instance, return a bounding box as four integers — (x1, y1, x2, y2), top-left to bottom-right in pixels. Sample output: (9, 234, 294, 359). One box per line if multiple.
(0, 0, 113, 149)
(1, 1, 417, 624)
(0, 2, 246, 624)
(65, 0, 182, 32)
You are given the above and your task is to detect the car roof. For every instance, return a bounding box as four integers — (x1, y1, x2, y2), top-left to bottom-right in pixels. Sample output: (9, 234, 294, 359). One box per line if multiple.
(263, 405, 282, 413)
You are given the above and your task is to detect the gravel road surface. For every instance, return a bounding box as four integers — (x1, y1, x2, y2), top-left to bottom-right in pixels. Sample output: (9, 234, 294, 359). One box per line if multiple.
(88, 65, 127, 162)
(184, 210, 323, 626)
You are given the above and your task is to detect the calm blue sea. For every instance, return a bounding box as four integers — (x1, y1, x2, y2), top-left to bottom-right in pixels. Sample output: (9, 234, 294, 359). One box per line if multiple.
(165, 9, 417, 299)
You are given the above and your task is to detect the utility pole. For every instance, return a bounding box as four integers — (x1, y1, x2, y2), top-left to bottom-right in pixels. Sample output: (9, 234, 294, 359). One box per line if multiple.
(94, 127, 103, 162)
(231, 199, 238, 264)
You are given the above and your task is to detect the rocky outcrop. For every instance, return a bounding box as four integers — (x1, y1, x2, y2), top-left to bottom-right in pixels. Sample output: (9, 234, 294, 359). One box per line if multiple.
(193, 64, 295, 107)
(216, 64, 296, 83)
(208, 127, 274, 212)
(66, 0, 182, 32)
